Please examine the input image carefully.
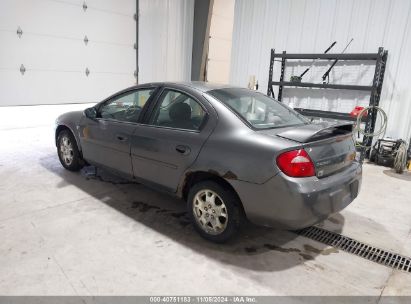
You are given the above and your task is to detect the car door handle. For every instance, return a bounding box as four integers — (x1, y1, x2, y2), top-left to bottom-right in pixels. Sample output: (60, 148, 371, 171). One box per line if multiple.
(176, 145, 191, 155)
(116, 135, 128, 142)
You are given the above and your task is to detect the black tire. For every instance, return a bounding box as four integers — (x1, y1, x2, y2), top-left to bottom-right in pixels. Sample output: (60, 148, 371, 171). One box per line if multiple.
(187, 181, 243, 243)
(57, 129, 84, 172)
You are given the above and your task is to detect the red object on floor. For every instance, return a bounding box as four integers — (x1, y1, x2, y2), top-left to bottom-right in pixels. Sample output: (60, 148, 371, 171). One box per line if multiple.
(350, 106, 367, 118)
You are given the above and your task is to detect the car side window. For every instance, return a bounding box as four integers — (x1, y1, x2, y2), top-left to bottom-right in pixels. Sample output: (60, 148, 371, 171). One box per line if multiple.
(150, 89, 206, 131)
(99, 88, 155, 123)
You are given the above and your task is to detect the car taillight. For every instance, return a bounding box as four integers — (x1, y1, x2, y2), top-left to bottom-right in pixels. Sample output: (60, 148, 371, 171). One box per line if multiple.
(276, 149, 315, 177)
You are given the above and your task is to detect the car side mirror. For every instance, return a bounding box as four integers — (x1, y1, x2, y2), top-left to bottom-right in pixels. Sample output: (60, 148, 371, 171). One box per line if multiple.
(84, 107, 97, 120)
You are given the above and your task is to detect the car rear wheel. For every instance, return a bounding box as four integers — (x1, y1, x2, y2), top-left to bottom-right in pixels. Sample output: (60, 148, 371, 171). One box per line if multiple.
(57, 129, 83, 172)
(187, 181, 243, 243)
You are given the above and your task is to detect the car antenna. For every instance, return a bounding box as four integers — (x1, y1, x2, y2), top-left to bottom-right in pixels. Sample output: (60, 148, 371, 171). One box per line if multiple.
(290, 41, 337, 82)
(322, 38, 354, 84)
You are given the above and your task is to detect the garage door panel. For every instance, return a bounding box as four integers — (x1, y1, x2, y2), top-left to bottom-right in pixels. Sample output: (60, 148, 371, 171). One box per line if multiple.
(85, 44, 135, 75)
(0, 70, 85, 105)
(7, 35, 86, 71)
(86, 0, 135, 16)
(0, 0, 136, 106)
(0, 0, 135, 47)
(83, 11, 135, 45)
(0, 0, 86, 38)
(0, 31, 134, 74)
(0, 31, 22, 68)
(0, 68, 134, 106)
(82, 73, 136, 101)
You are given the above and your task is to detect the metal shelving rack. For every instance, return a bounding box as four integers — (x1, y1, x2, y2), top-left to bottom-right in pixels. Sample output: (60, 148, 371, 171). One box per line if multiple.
(266, 47, 388, 157)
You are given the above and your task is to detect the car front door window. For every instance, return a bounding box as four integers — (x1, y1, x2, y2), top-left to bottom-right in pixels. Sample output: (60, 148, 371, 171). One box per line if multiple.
(100, 88, 154, 123)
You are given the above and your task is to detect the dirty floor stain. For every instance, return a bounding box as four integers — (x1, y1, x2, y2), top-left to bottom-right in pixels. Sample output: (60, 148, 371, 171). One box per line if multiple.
(304, 244, 339, 255)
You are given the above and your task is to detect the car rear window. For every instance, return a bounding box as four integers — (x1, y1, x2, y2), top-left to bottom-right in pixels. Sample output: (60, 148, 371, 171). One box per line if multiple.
(207, 88, 308, 129)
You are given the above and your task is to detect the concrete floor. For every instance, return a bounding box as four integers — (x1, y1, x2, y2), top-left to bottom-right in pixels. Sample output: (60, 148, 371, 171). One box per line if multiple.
(0, 104, 410, 296)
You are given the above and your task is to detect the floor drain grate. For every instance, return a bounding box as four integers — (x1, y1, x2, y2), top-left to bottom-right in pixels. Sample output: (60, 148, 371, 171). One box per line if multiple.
(297, 226, 411, 273)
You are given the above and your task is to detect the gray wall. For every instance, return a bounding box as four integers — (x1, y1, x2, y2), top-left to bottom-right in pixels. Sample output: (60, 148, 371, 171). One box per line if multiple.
(191, 0, 211, 81)
(138, 0, 194, 83)
(230, 0, 411, 141)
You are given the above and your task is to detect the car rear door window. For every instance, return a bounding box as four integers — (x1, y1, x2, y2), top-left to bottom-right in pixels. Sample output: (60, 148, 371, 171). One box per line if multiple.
(100, 88, 155, 123)
(149, 89, 206, 131)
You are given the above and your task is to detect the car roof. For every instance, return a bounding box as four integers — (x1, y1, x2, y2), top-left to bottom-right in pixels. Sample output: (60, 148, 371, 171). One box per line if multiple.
(177, 81, 242, 92)
(134, 81, 243, 93)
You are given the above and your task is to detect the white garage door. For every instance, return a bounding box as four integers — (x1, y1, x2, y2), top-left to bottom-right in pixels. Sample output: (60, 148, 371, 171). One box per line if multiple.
(0, 0, 136, 106)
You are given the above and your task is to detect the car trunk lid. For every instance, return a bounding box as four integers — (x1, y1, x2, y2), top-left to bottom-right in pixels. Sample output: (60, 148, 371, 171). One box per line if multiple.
(261, 122, 356, 178)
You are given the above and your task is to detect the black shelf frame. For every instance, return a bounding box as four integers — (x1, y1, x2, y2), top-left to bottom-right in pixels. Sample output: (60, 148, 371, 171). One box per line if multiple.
(267, 47, 388, 159)
(270, 81, 372, 91)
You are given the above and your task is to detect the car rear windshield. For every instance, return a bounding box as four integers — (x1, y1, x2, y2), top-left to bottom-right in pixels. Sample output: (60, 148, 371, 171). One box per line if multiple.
(208, 88, 308, 129)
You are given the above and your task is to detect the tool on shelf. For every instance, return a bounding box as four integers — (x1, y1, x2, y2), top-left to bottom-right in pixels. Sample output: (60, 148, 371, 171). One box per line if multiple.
(322, 38, 354, 84)
(290, 41, 337, 83)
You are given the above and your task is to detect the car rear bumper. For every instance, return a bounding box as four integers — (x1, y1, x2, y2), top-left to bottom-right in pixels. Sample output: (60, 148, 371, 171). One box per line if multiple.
(229, 161, 362, 229)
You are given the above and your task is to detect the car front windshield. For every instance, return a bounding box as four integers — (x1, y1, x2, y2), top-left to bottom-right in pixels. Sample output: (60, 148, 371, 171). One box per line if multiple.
(208, 88, 308, 129)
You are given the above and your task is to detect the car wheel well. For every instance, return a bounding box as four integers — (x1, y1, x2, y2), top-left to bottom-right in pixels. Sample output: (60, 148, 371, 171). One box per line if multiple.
(55, 125, 82, 155)
(182, 171, 246, 215)
(55, 125, 71, 146)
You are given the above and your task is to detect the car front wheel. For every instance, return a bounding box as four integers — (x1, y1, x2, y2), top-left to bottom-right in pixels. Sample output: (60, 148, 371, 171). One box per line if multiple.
(187, 181, 243, 243)
(57, 129, 83, 172)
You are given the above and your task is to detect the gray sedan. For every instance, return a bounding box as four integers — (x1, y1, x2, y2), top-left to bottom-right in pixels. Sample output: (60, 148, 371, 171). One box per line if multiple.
(55, 82, 362, 242)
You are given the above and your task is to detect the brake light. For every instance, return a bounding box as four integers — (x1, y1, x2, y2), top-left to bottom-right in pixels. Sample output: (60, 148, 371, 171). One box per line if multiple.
(276, 149, 315, 177)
